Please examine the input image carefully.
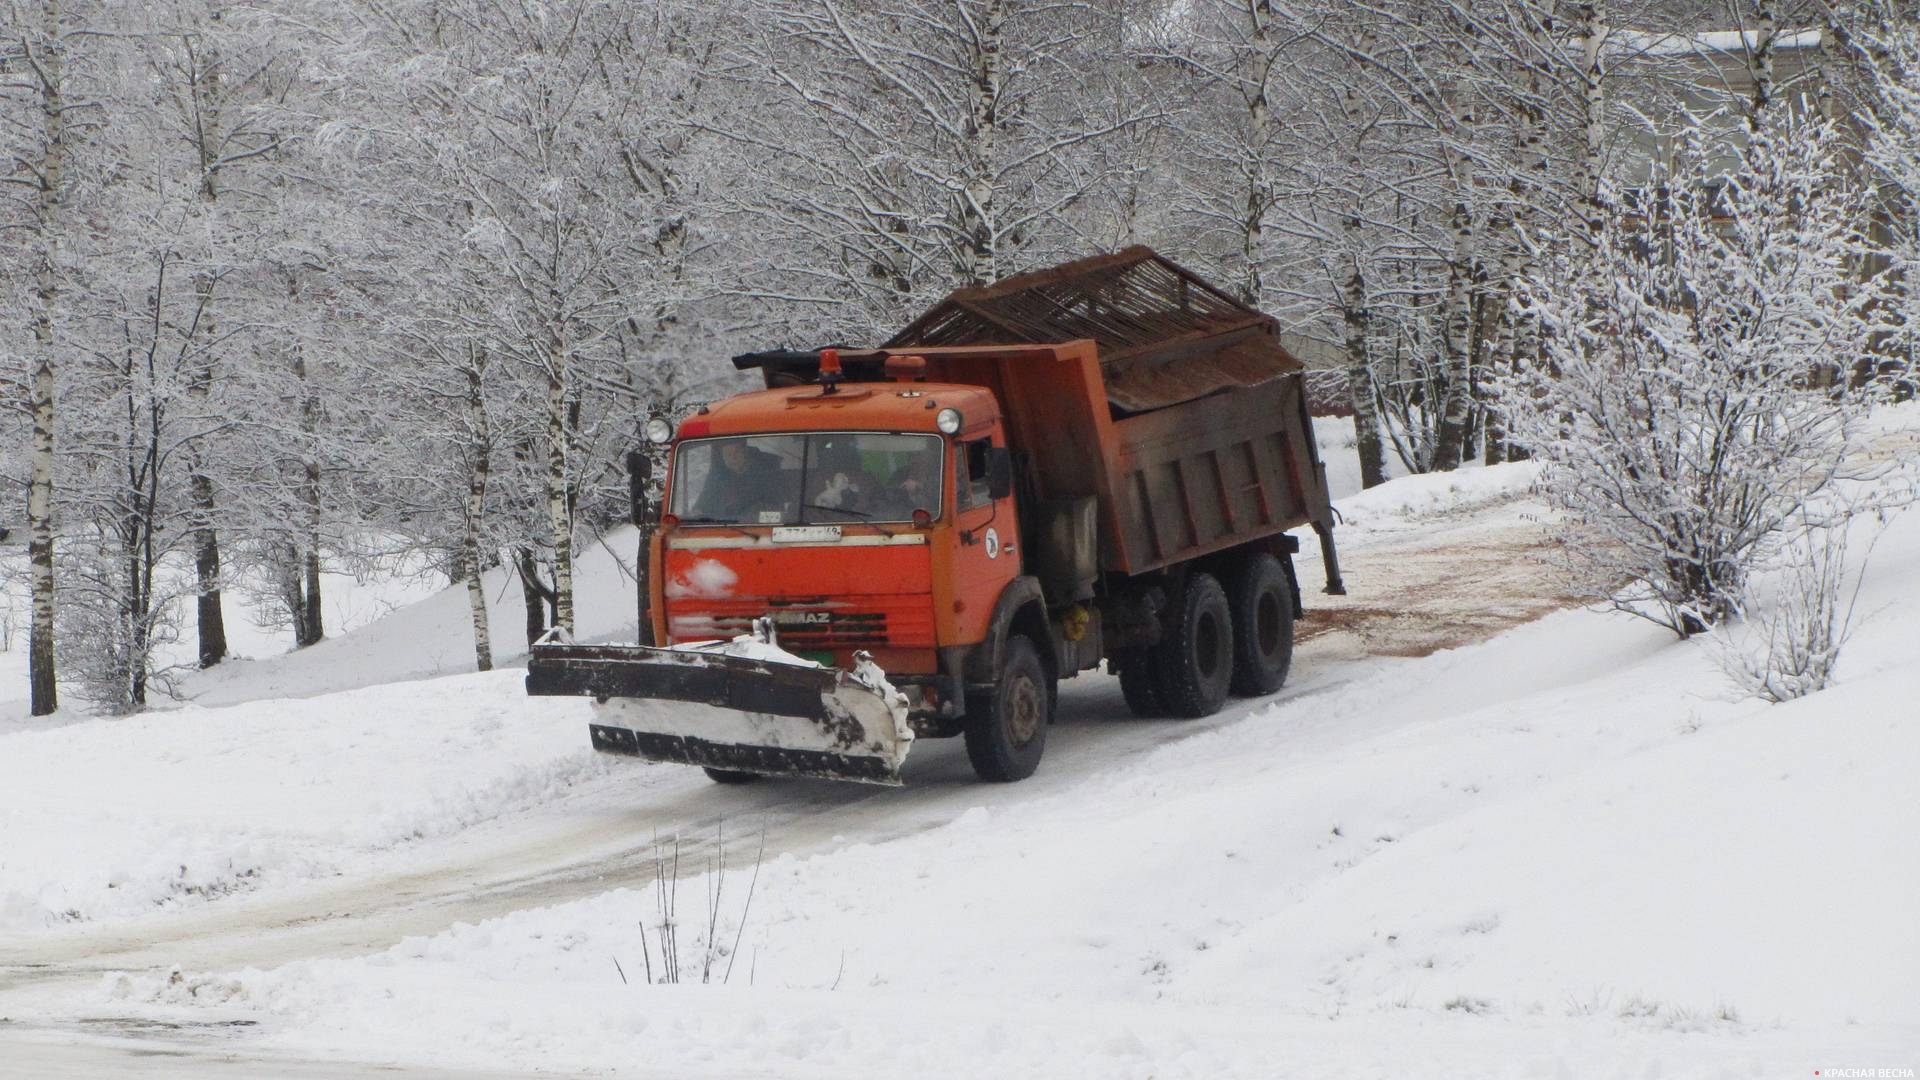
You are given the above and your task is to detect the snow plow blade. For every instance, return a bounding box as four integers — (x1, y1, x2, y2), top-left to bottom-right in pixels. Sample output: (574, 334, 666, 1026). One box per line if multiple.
(524, 639, 912, 785)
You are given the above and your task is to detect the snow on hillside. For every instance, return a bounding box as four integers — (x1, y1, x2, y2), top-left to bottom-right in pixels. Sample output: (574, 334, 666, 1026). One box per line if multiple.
(81, 464, 1920, 1077)
(0, 672, 604, 930)
(177, 531, 645, 708)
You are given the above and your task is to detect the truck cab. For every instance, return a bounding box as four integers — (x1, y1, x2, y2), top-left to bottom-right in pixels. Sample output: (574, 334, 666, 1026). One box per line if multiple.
(653, 355, 1019, 731)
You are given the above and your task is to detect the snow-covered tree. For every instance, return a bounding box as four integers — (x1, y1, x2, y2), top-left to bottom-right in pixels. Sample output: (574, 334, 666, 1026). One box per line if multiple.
(723, 0, 1147, 341)
(1502, 117, 1891, 636)
(1, 0, 101, 714)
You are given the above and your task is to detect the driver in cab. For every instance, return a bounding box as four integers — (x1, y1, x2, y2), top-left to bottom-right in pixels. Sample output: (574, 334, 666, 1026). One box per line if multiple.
(692, 440, 786, 523)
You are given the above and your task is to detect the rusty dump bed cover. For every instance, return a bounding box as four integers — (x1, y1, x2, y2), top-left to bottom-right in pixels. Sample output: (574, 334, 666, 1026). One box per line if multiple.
(885, 246, 1303, 413)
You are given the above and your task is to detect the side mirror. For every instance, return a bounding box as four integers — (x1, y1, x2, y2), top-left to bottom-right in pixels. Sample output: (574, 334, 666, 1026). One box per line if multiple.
(986, 447, 1014, 500)
(624, 450, 653, 527)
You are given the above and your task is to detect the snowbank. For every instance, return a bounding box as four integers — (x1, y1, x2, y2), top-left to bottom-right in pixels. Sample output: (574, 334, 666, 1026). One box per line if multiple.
(0, 671, 603, 929)
(1333, 460, 1543, 531)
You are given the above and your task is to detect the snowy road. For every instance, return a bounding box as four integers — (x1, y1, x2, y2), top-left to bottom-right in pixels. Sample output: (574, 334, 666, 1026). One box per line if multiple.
(0, 490, 1574, 1075)
(0, 661, 1361, 989)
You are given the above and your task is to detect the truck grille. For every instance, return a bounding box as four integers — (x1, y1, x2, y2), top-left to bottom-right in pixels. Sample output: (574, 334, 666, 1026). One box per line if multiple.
(667, 598, 933, 649)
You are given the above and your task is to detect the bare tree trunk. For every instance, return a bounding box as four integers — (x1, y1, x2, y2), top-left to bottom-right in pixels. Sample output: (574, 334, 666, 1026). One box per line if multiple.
(958, 0, 1005, 286)
(1471, 256, 1508, 464)
(188, 470, 228, 664)
(544, 336, 575, 635)
(300, 548, 323, 646)
(462, 344, 493, 671)
(1432, 200, 1477, 472)
(1573, 1, 1610, 255)
(517, 545, 555, 647)
(294, 343, 324, 648)
(1487, 15, 1552, 466)
(1341, 253, 1387, 489)
(26, 0, 66, 716)
(1337, 14, 1385, 488)
(463, 548, 493, 671)
(188, 40, 228, 668)
(1236, 0, 1279, 307)
(1748, 0, 1778, 133)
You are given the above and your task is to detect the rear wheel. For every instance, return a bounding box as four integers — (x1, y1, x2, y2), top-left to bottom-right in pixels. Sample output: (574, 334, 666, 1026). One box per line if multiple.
(1113, 648, 1166, 718)
(1154, 573, 1234, 718)
(702, 767, 760, 785)
(1228, 553, 1296, 697)
(964, 635, 1051, 782)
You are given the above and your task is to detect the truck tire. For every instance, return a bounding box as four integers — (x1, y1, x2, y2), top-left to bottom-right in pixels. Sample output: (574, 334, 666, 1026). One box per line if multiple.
(703, 767, 760, 785)
(1113, 649, 1166, 718)
(964, 635, 1051, 782)
(1154, 573, 1234, 718)
(1228, 553, 1295, 697)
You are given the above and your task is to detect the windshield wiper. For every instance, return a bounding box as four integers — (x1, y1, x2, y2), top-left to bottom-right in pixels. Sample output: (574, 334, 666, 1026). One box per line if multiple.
(803, 503, 871, 518)
(674, 515, 758, 537)
(801, 503, 904, 538)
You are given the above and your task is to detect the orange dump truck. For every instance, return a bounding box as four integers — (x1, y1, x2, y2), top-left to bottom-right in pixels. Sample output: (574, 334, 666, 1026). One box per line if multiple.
(526, 248, 1344, 785)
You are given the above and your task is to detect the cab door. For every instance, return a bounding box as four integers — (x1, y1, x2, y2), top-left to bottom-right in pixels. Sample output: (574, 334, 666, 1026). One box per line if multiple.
(939, 431, 1020, 646)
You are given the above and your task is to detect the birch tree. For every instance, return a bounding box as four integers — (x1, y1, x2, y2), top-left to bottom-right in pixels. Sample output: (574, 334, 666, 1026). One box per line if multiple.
(2, 0, 100, 715)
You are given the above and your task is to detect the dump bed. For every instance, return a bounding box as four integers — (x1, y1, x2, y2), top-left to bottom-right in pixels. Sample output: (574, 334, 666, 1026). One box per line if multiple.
(885, 248, 1337, 580)
(735, 247, 1339, 584)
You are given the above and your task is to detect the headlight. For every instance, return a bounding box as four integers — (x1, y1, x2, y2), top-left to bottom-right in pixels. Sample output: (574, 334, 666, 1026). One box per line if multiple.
(644, 417, 673, 445)
(935, 407, 963, 435)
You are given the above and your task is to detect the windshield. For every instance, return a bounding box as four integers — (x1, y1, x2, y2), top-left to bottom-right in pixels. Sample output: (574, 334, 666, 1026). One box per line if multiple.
(669, 432, 944, 526)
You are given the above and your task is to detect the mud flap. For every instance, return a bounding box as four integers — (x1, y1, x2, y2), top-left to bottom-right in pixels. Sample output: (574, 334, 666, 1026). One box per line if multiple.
(526, 639, 912, 785)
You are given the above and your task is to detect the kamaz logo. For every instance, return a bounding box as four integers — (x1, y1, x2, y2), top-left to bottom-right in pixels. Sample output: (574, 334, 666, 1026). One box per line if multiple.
(771, 610, 832, 625)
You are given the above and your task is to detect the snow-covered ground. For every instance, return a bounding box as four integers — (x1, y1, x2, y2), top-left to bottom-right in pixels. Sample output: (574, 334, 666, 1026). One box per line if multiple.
(88, 547, 1920, 1077)
(1, 415, 1916, 1078)
(0, 672, 604, 929)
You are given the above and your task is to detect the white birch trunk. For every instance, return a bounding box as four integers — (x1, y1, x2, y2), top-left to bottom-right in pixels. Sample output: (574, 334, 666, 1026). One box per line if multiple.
(1337, 12, 1384, 486)
(545, 337, 575, 635)
(960, 0, 1005, 286)
(1238, 0, 1279, 307)
(1573, 1, 1609, 254)
(1341, 254, 1386, 488)
(1748, 0, 1779, 133)
(26, 0, 66, 717)
(463, 345, 493, 671)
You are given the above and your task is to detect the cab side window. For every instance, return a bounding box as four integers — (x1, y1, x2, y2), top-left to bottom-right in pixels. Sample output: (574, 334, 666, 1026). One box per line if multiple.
(954, 439, 994, 512)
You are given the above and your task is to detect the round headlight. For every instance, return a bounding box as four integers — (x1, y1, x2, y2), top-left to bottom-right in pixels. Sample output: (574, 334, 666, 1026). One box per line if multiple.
(644, 417, 673, 445)
(935, 407, 963, 435)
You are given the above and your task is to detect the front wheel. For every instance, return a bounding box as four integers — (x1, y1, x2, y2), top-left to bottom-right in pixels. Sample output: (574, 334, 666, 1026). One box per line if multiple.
(703, 767, 760, 785)
(964, 635, 1051, 782)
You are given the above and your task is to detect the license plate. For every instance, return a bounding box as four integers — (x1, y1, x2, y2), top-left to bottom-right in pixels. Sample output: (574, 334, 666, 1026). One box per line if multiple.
(771, 525, 843, 543)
